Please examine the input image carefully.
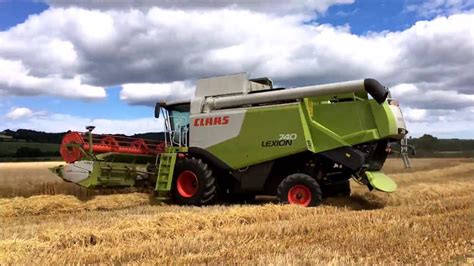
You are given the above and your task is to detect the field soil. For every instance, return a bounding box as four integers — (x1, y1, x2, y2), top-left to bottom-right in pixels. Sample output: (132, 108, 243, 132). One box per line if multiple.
(0, 158, 473, 264)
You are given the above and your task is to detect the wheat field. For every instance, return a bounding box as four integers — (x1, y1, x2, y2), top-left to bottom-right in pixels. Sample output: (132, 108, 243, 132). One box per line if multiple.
(0, 158, 473, 264)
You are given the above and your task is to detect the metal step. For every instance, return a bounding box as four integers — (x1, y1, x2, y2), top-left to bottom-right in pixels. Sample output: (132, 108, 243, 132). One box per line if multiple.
(154, 153, 177, 195)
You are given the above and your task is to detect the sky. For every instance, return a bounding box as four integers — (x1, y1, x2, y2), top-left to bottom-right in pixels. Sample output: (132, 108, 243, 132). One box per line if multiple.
(0, 0, 473, 138)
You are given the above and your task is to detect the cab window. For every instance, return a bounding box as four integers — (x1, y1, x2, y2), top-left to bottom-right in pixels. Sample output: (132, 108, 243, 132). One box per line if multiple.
(167, 103, 190, 131)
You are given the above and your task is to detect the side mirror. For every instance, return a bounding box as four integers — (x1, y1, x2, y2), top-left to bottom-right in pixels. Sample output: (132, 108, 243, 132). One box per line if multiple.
(154, 103, 160, 118)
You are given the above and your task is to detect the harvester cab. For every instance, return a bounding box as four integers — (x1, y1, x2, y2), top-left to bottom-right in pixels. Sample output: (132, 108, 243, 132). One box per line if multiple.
(157, 100, 191, 148)
(52, 73, 408, 207)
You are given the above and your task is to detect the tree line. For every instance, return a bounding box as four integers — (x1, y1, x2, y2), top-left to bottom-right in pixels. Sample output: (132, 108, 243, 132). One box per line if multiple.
(1, 129, 473, 159)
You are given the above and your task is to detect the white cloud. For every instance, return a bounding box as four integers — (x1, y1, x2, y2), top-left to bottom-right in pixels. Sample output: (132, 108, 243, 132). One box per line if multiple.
(0, 4, 473, 137)
(402, 106, 474, 137)
(4, 107, 49, 120)
(406, 0, 474, 18)
(391, 83, 474, 109)
(46, 0, 354, 15)
(404, 107, 428, 122)
(5, 107, 33, 120)
(0, 58, 106, 99)
(2, 7, 472, 105)
(408, 120, 473, 138)
(120, 81, 194, 105)
(407, 113, 474, 138)
(1, 7, 473, 102)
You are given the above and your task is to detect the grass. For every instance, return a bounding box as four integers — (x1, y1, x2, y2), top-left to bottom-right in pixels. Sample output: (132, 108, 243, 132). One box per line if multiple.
(0, 158, 473, 264)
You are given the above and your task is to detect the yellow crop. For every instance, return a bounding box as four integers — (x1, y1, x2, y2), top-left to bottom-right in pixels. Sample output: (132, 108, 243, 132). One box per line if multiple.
(1, 159, 473, 264)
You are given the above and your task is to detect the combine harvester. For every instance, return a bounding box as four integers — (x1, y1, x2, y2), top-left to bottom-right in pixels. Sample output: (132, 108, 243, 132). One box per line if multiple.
(52, 73, 408, 206)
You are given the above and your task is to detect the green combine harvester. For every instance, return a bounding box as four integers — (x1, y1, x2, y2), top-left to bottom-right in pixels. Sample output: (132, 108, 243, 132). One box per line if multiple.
(52, 73, 408, 206)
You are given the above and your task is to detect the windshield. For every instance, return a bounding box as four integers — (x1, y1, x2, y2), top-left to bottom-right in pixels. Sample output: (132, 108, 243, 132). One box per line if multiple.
(167, 104, 190, 131)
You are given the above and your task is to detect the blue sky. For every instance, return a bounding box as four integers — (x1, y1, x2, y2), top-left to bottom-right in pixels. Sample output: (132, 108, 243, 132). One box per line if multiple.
(0, 0, 473, 137)
(0, 1, 48, 31)
(316, 1, 420, 33)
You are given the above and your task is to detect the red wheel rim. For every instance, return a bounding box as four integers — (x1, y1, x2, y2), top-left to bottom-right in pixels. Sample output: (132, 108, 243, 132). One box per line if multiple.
(288, 185, 312, 206)
(176, 171, 198, 198)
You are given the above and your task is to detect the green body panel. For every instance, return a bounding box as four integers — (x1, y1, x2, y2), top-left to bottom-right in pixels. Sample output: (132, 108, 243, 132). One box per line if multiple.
(311, 99, 378, 141)
(51, 152, 157, 188)
(207, 104, 307, 169)
(301, 99, 350, 152)
(79, 161, 137, 187)
(206, 94, 399, 170)
(298, 102, 316, 153)
(365, 171, 397, 192)
(370, 101, 398, 138)
(84, 153, 156, 187)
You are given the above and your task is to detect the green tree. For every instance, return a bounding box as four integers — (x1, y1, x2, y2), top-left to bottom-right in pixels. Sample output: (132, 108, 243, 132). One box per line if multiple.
(15, 147, 43, 158)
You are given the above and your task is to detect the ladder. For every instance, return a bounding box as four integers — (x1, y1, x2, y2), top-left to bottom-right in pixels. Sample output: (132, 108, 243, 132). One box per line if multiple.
(154, 152, 177, 200)
(400, 137, 411, 168)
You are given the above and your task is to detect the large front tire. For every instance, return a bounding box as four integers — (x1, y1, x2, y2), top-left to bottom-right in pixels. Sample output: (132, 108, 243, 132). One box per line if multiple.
(171, 157, 216, 205)
(277, 173, 322, 207)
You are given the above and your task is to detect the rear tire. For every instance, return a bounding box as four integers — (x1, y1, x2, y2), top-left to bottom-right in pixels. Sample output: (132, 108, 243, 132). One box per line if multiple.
(277, 173, 322, 207)
(171, 157, 216, 205)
